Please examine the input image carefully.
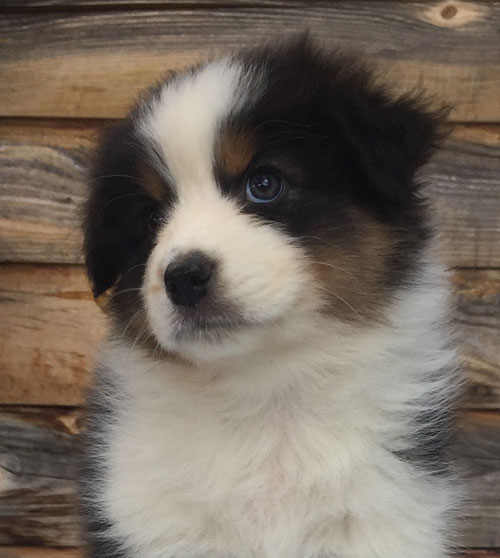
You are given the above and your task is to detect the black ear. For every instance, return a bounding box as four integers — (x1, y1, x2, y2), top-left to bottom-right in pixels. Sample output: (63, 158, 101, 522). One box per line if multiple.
(83, 120, 158, 297)
(338, 88, 447, 211)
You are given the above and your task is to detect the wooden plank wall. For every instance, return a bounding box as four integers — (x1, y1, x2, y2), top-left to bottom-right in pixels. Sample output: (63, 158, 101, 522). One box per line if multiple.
(0, 1, 499, 556)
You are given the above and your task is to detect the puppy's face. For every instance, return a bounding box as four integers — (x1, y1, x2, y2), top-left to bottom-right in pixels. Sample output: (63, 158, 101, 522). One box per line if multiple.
(84, 40, 440, 363)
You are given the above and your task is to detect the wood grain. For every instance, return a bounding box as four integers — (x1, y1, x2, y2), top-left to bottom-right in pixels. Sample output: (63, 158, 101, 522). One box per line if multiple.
(0, 407, 499, 547)
(454, 412, 500, 548)
(454, 270, 500, 410)
(0, 263, 498, 406)
(0, 264, 105, 406)
(1, 120, 500, 267)
(0, 120, 98, 264)
(0, 408, 82, 546)
(2, 0, 289, 6)
(0, 549, 81, 558)
(1, 2, 500, 120)
(2, 0, 284, 5)
(423, 125, 500, 268)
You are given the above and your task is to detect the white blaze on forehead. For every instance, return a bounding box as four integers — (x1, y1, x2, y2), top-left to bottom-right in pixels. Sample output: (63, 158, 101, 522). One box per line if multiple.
(139, 58, 245, 198)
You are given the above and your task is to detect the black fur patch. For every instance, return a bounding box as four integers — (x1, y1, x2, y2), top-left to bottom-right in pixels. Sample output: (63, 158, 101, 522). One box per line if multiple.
(214, 37, 443, 294)
(83, 119, 175, 345)
(241, 37, 445, 213)
(83, 120, 171, 299)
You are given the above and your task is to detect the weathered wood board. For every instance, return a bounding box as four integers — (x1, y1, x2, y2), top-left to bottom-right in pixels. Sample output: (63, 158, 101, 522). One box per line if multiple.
(0, 264, 498, 407)
(453, 411, 500, 548)
(1, 407, 499, 547)
(2, 0, 286, 5)
(0, 121, 97, 265)
(1, 121, 499, 267)
(0, 549, 81, 558)
(0, 265, 105, 406)
(453, 270, 500, 410)
(1, 2, 500, 120)
(423, 125, 500, 268)
(0, 408, 82, 547)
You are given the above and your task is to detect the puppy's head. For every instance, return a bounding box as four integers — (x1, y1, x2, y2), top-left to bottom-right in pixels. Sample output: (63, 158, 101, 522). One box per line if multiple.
(84, 38, 443, 363)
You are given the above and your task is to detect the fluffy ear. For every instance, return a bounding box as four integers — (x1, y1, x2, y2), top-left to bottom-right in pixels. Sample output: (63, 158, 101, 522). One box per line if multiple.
(83, 120, 158, 297)
(339, 90, 447, 211)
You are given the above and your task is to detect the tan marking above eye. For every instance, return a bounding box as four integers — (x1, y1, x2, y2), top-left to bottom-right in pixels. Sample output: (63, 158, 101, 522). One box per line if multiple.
(138, 161, 166, 202)
(217, 128, 256, 177)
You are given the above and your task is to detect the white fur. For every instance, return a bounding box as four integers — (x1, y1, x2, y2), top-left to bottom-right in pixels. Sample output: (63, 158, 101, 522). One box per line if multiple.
(138, 57, 248, 197)
(98, 255, 460, 558)
(143, 194, 315, 361)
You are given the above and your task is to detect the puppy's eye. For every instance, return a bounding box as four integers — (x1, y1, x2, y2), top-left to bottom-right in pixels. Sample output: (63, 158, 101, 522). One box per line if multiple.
(246, 172, 284, 203)
(148, 210, 164, 233)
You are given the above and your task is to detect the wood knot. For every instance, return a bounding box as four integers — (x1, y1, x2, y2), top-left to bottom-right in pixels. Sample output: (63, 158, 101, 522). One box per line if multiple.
(420, 1, 489, 28)
(441, 4, 458, 19)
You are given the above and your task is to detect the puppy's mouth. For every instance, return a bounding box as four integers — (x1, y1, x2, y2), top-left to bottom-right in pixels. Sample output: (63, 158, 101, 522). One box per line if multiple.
(171, 313, 249, 343)
(168, 299, 253, 343)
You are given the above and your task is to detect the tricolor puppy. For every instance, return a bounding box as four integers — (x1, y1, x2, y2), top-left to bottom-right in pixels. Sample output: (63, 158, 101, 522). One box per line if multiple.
(81, 39, 462, 558)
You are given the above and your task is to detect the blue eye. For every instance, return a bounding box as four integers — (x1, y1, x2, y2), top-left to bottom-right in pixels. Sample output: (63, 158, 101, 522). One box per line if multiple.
(246, 172, 284, 203)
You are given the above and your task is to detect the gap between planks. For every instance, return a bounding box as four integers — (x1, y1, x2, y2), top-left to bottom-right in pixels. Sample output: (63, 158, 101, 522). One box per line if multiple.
(0, 549, 498, 558)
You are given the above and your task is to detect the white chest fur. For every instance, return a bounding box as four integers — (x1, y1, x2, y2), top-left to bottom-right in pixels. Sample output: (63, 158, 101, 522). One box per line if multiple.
(98, 276, 459, 558)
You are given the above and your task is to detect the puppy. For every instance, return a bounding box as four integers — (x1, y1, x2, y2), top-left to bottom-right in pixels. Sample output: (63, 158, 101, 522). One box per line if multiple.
(80, 38, 462, 558)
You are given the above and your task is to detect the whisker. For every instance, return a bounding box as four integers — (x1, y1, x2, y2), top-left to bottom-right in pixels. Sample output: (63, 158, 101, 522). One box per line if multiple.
(101, 192, 153, 211)
(120, 307, 148, 340)
(131, 323, 151, 352)
(315, 284, 362, 319)
(106, 287, 144, 304)
(89, 174, 140, 183)
(123, 263, 148, 276)
(308, 260, 354, 275)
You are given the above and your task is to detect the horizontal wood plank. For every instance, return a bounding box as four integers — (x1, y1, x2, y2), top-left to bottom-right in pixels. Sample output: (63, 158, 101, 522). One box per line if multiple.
(0, 549, 81, 558)
(0, 265, 105, 406)
(422, 124, 500, 268)
(1, 2, 500, 120)
(453, 270, 500, 410)
(0, 120, 97, 264)
(0, 408, 81, 546)
(2, 0, 286, 6)
(1, 121, 499, 267)
(1, 407, 499, 547)
(453, 412, 500, 548)
(0, 264, 498, 406)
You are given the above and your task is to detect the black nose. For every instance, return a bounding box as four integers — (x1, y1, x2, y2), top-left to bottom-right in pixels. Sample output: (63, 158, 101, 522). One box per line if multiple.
(164, 252, 215, 307)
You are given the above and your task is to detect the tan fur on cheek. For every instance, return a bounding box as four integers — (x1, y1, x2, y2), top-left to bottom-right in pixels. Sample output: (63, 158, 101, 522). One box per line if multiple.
(149, 284, 163, 295)
(309, 213, 395, 322)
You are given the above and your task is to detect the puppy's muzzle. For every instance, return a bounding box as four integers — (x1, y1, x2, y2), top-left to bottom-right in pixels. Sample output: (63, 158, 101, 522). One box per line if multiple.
(164, 251, 216, 307)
